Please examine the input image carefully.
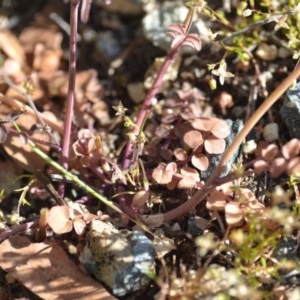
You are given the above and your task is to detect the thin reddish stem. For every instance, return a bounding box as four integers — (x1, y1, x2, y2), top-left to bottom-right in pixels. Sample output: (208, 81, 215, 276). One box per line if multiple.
(122, 8, 195, 169)
(60, 0, 80, 170)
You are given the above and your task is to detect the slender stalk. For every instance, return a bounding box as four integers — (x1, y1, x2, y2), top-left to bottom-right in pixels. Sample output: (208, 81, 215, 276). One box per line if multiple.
(158, 62, 300, 223)
(60, 0, 80, 169)
(122, 8, 195, 169)
(30, 141, 124, 215)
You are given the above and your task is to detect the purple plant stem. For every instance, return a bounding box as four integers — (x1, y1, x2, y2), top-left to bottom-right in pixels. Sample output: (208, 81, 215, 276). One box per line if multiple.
(122, 8, 195, 170)
(60, 0, 79, 170)
(122, 49, 178, 170)
(0, 219, 39, 242)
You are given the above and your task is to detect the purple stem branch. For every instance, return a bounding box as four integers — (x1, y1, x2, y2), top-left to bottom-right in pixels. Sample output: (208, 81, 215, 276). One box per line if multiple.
(122, 48, 178, 169)
(60, 0, 79, 170)
(0, 219, 38, 243)
(122, 8, 195, 170)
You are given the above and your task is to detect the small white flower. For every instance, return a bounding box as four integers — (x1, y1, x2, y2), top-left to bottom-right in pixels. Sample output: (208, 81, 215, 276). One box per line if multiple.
(212, 60, 235, 85)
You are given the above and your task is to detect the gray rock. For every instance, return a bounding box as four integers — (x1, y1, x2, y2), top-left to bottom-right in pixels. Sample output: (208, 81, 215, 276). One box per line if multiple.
(280, 81, 300, 139)
(80, 220, 155, 297)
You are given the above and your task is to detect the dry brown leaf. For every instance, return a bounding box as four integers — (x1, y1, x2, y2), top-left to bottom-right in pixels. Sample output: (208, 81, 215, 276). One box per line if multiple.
(0, 29, 26, 63)
(0, 236, 116, 300)
(1, 112, 49, 173)
(33, 43, 62, 74)
(19, 27, 63, 52)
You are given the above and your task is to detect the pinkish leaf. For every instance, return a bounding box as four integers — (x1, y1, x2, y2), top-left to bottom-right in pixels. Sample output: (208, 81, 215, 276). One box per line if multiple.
(73, 218, 86, 235)
(177, 167, 200, 189)
(48, 206, 73, 234)
(166, 176, 181, 190)
(238, 188, 256, 202)
(282, 138, 300, 160)
(183, 130, 203, 149)
(177, 177, 196, 189)
(261, 144, 279, 161)
(204, 136, 226, 154)
(171, 35, 186, 49)
(174, 148, 187, 161)
(152, 162, 177, 184)
(182, 34, 201, 51)
(253, 159, 269, 174)
(287, 157, 300, 175)
(246, 199, 265, 214)
(180, 166, 200, 179)
(192, 117, 230, 138)
(225, 202, 244, 226)
(269, 157, 287, 178)
(191, 153, 209, 171)
(207, 190, 227, 211)
(167, 24, 186, 36)
(255, 140, 269, 158)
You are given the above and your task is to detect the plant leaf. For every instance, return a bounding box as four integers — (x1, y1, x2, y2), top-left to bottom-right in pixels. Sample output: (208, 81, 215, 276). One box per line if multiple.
(152, 162, 177, 184)
(225, 202, 244, 226)
(183, 130, 203, 149)
(48, 206, 73, 234)
(191, 153, 209, 171)
(204, 137, 226, 154)
(207, 190, 227, 211)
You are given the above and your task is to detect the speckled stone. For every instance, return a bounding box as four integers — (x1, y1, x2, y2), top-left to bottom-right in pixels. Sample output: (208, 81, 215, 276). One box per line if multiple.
(80, 220, 155, 297)
(280, 81, 300, 139)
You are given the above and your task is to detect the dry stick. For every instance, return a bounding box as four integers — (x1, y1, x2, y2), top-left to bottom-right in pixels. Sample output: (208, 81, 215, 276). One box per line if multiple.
(160, 63, 300, 223)
(60, 0, 80, 170)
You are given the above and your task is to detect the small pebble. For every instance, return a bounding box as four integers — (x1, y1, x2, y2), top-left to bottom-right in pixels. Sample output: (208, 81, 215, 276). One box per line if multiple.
(263, 123, 279, 142)
(280, 81, 300, 139)
(255, 43, 278, 61)
(243, 140, 257, 154)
